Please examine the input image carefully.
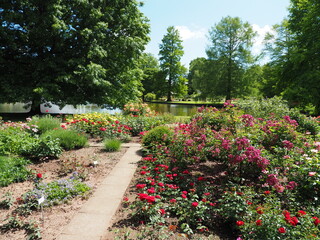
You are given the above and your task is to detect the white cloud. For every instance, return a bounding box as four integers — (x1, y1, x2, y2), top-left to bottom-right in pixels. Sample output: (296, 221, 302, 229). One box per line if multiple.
(251, 24, 274, 55)
(174, 25, 206, 41)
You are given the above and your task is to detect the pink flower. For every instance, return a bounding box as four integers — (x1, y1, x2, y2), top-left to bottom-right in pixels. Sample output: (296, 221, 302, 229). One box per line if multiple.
(309, 172, 317, 176)
(286, 181, 298, 190)
(266, 174, 279, 186)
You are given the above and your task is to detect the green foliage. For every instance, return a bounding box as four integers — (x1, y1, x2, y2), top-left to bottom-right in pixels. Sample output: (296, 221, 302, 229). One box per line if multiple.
(142, 126, 173, 148)
(20, 136, 62, 160)
(159, 26, 187, 101)
(103, 139, 121, 152)
(145, 93, 156, 101)
(0, 0, 150, 109)
(42, 129, 88, 150)
(0, 156, 31, 187)
(0, 126, 32, 155)
(206, 16, 257, 100)
(0, 192, 14, 209)
(20, 178, 91, 209)
(30, 115, 61, 134)
(120, 114, 175, 136)
(0, 122, 62, 160)
(236, 96, 292, 119)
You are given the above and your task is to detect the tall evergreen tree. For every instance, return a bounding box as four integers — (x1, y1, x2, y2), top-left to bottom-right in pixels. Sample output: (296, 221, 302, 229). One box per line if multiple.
(0, 0, 150, 111)
(159, 26, 187, 101)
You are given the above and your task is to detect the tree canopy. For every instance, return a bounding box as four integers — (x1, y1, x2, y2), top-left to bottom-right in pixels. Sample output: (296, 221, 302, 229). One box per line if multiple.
(206, 16, 257, 100)
(159, 26, 187, 101)
(0, 0, 150, 111)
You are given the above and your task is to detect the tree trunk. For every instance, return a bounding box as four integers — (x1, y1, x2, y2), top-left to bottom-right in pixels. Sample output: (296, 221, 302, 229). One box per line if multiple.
(226, 58, 232, 100)
(167, 77, 172, 102)
(29, 99, 42, 115)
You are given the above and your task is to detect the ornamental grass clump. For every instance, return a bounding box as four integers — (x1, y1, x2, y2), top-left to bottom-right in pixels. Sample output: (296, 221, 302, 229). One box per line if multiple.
(41, 129, 88, 150)
(103, 138, 121, 152)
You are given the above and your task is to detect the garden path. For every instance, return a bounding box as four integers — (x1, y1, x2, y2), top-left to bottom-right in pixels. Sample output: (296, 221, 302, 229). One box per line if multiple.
(56, 142, 142, 240)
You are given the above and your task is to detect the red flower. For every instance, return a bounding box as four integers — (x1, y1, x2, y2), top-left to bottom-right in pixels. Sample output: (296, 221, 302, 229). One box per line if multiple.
(256, 207, 264, 214)
(140, 171, 147, 175)
(264, 190, 271, 195)
(123, 197, 129, 201)
(36, 173, 42, 178)
(191, 202, 198, 207)
(136, 184, 146, 189)
(278, 227, 286, 233)
(297, 210, 306, 216)
(256, 219, 262, 226)
(159, 209, 166, 215)
(313, 217, 320, 226)
(170, 199, 177, 203)
(181, 194, 187, 199)
(236, 221, 244, 226)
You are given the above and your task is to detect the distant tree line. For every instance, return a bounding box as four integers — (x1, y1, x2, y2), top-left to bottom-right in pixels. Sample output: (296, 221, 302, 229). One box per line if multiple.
(1, 0, 319, 114)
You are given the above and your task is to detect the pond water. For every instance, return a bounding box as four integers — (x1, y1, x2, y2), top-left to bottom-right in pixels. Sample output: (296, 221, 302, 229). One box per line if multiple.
(0, 102, 199, 116)
(0, 102, 120, 114)
(148, 103, 198, 116)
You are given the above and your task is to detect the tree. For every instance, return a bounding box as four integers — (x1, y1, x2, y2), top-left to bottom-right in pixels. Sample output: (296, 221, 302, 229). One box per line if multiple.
(262, 20, 294, 97)
(206, 16, 256, 100)
(159, 26, 187, 101)
(138, 53, 163, 101)
(284, 0, 320, 113)
(0, 0, 150, 112)
(188, 58, 222, 101)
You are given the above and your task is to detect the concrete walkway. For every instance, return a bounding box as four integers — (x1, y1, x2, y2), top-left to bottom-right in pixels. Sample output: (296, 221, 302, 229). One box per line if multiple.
(57, 142, 141, 240)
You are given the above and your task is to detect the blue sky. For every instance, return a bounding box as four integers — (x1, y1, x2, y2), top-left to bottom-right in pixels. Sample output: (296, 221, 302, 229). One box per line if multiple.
(140, 0, 291, 67)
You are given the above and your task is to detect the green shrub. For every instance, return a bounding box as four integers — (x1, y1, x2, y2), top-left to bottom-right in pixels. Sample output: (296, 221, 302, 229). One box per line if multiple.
(0, 156, 31, 187)
(120, 114, 175, 136)
(20, 136, 62, 160)
(0, 127, 31, 155)
(30, 115, 61, 134)
(236, 96, 292, 119)
(290, 111, 320, 135)
(42, 129, 88, 150)
(103, 139, 121, 152)
(142, 126, 173, 148)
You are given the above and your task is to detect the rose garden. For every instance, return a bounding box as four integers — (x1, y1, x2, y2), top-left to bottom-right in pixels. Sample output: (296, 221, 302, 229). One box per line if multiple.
(0, 99, 319, 239)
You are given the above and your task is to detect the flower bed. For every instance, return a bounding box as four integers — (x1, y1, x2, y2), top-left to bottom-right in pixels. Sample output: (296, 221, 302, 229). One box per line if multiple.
(110, 104, 320, 239)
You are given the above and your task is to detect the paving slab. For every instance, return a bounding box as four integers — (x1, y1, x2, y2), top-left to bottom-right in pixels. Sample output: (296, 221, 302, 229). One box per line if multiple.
(57, 143, 141, 240)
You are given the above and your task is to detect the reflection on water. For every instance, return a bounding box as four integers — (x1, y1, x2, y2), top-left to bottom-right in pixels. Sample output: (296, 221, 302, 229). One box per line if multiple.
(0, 102, 121, 114)
(0, 103, 31, 113)
(148, 103, 197, 116)
(0, 102, 198, 116)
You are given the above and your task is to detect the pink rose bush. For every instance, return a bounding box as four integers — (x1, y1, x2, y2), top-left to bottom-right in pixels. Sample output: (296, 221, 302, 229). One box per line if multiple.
(127, 105, 320, 238)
